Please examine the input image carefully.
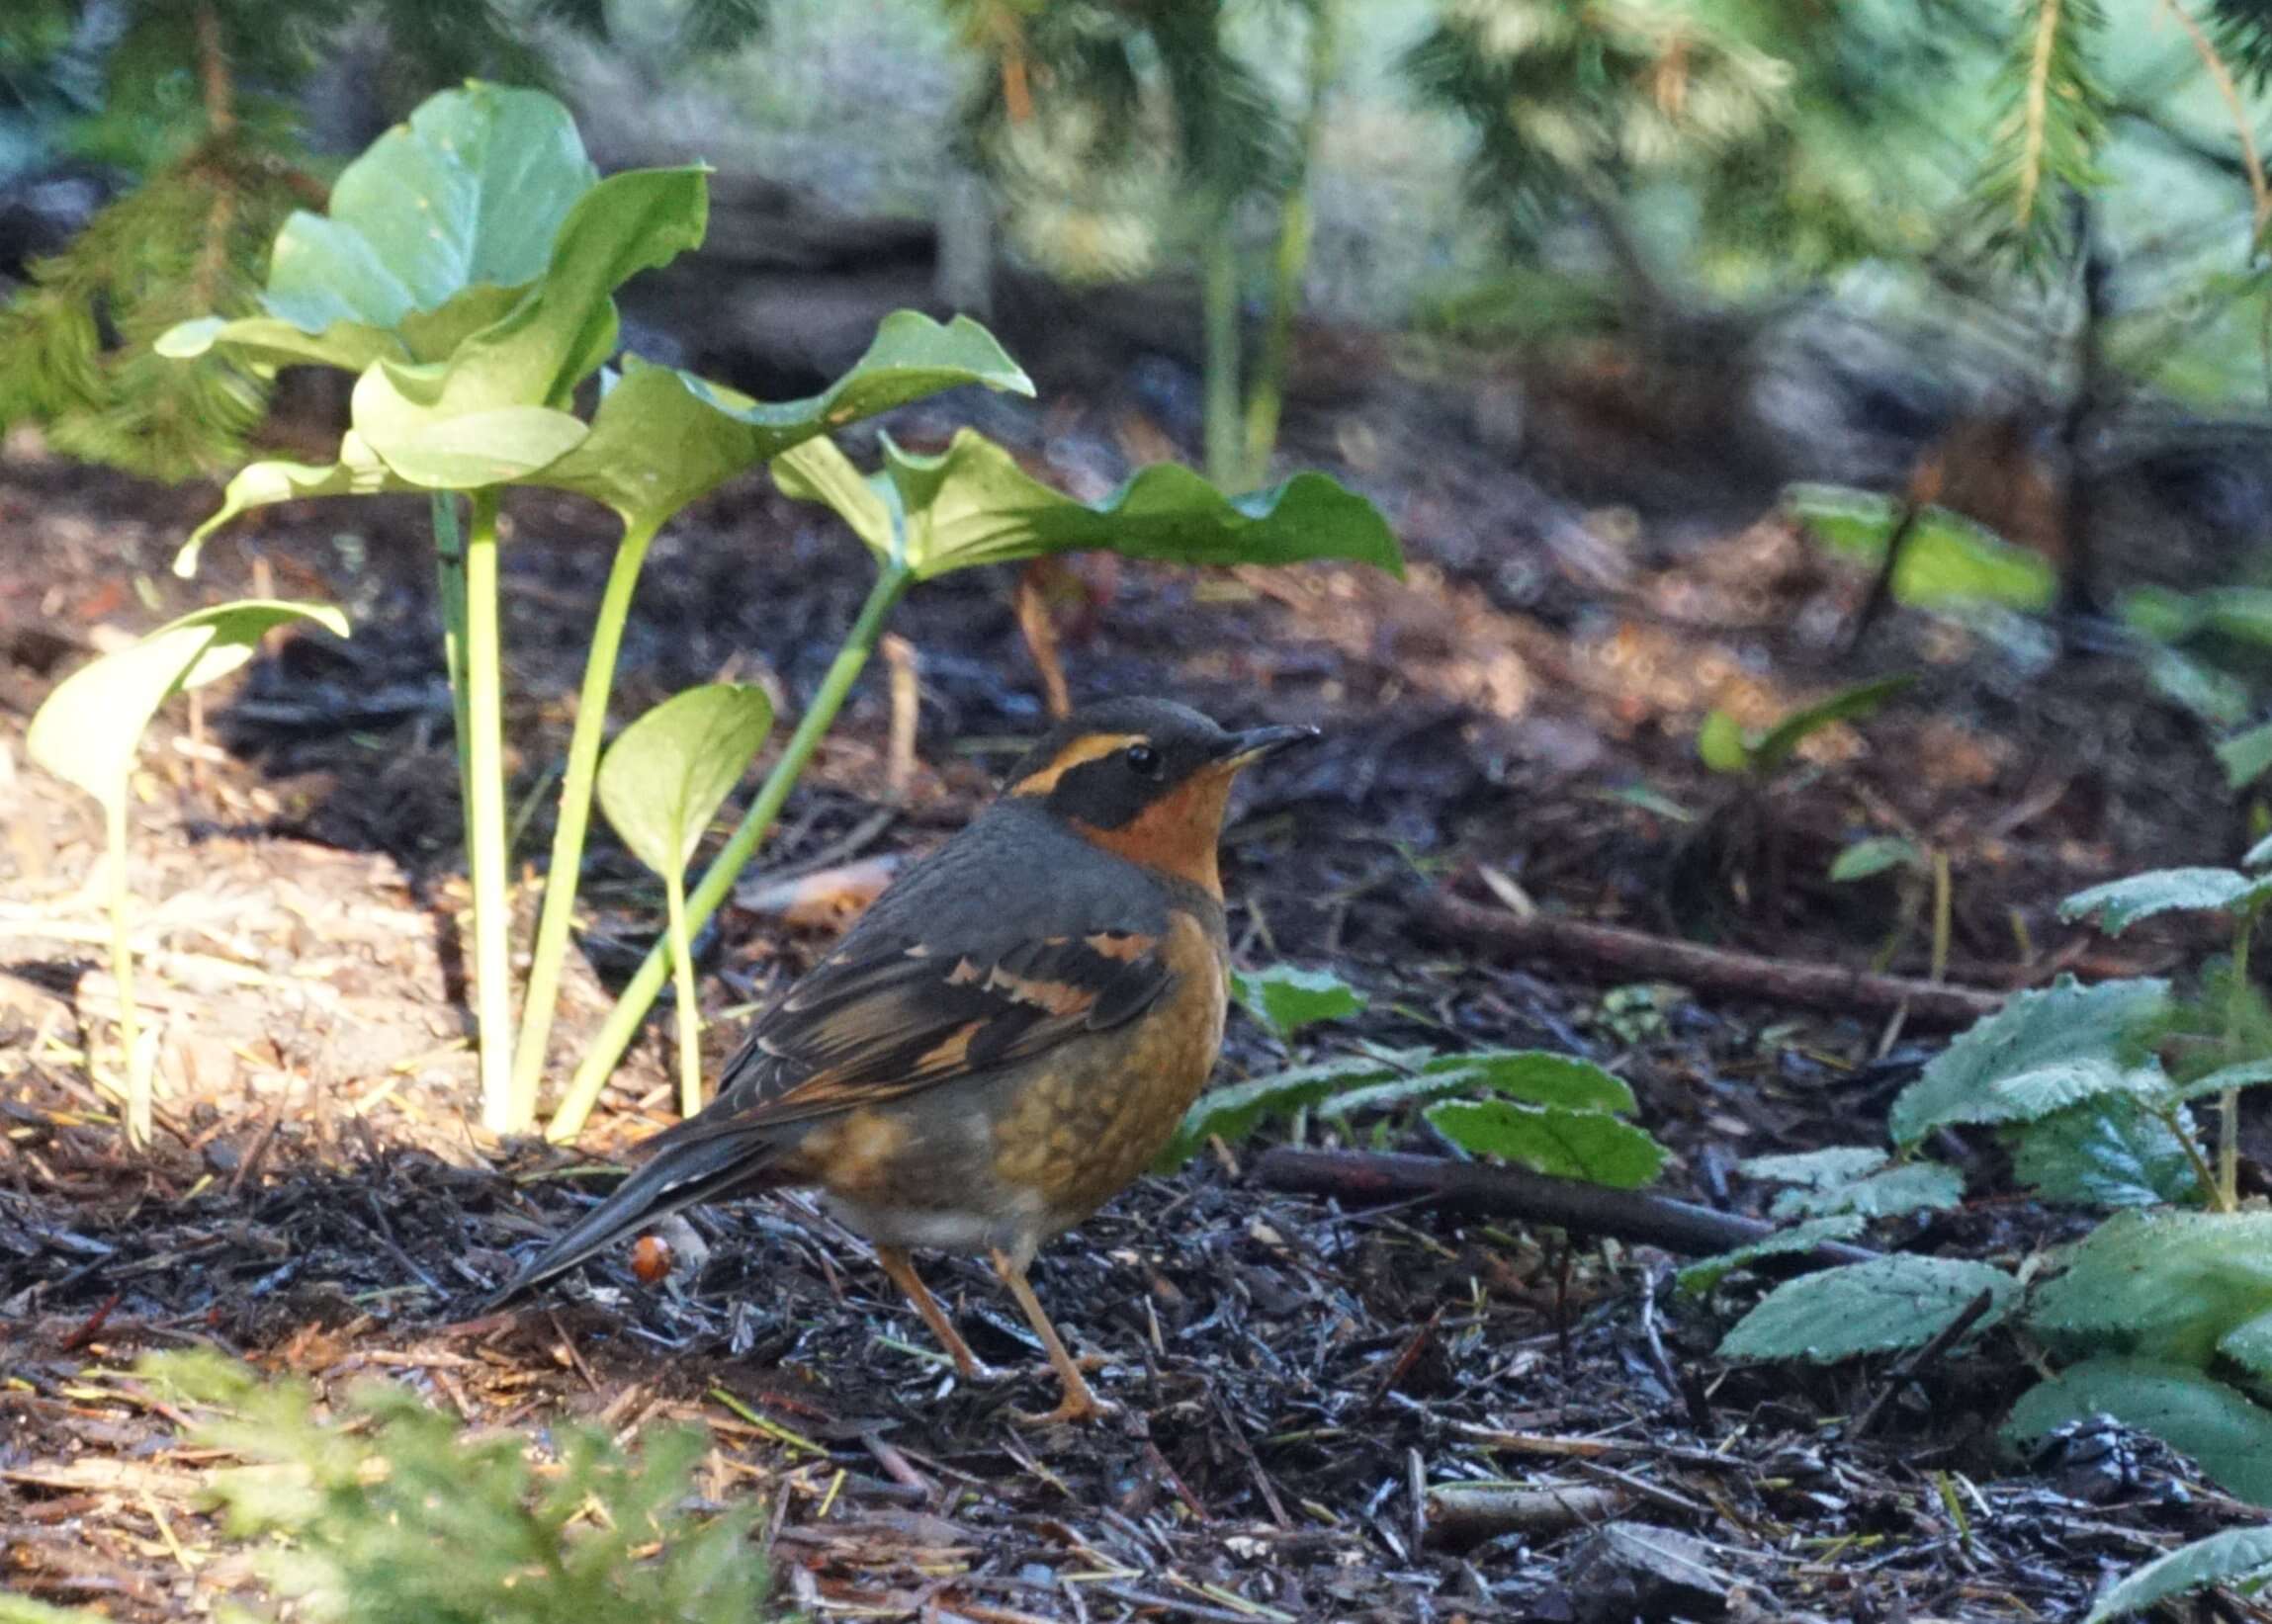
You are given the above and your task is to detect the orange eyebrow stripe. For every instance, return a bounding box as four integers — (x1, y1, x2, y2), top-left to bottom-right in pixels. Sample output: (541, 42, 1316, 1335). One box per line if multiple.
(1009, 732, 1148, 796)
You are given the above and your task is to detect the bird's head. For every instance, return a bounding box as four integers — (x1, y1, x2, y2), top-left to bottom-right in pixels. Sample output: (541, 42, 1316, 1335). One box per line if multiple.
(1002, 697, 1316, 895)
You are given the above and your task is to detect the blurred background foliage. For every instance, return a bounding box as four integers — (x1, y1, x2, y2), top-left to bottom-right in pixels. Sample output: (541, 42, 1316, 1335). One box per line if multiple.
(4, 0, 2272, 494)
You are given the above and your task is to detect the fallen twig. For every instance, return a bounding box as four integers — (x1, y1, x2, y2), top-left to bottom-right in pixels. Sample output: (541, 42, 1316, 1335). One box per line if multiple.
(1422, 889, 2006, 1027)
(1848, 1286, 2000, 1439)
(1253, 1148, 1880, 1265)
(1422, 1482, 1622, 1550)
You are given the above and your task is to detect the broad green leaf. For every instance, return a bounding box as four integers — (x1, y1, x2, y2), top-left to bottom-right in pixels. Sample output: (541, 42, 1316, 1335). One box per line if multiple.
(269, 84, 596, 333)
(349, 166, 710, 478)
(2009, 1098, 2207, 1208)
(2247, 831, 2272, 870)
(1154, 1054, 1408, 1170)
(1675, 1215, 1871, 1296)
(596, 685, 774, 877)
(1716, 1255, 2017, 1363)
(1830, 835, 1925, 883)
(535, 315, 1028, 528)
(1749, 675, 1916, 775)
(2005, 1358, 2272, 1505)
(1739, 1147, 1889, 1186)
(1785, 483, 2057, 610)
(2165, 1058, 2272, 1106)
(2222, 1310, 2272, 1382)
(1696, 709, 1749, 773)
(1425, 1099, 1666, 1188)
(2028, 1209, 2272, 1367)
(2059, 868, 2272, 934)
(0, 1594, 114, 1624)
(353, 402, 589, 489)
(174, 434, 409, 575)
(2221, 721, 2272, 791)
(1887, 977, 2171, 1147)
(2144, 646, 2253, 728)
(774, 429, 1404, 582)
(162, 85, 601, 371)
(1423, 1050, 1636, 1113)
(1231, 964, 1368, 1038)
(2085, 1526, 2272, 1623)
(1769, 1161, 1966, 1221)
(28, 601, 350, 816)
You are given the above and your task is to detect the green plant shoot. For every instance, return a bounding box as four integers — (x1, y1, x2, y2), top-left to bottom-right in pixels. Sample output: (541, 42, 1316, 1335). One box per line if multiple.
(1699, 674, 1917, 779)
(546, 429, 1402, 1142)
(26, 599, 348, 1147)
(596, 684, 773, 1118)
(166, 84, 1032, 1135)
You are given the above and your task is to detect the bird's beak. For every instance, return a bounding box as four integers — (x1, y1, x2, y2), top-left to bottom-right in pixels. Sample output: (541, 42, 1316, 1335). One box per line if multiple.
(1214, 724, 1320, 769)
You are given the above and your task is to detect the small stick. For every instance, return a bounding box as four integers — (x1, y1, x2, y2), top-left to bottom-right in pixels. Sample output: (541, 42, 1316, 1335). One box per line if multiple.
(1849, 1286, 1999, 1439)
(1424, 889, 2005, 1027)
(1255, 1148, 1880, 1266)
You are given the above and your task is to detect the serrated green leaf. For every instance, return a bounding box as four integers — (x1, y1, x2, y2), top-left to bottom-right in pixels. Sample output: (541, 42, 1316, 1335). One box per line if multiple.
(1830, 835, 1925, 883)
(2006, 1358, 2272, 1506)
(1422, 1050, 1637, 1113)
(1887, 977, 2171, 1147)
(1425, 1098, 1666, 1188)
(1749, 675, 1916, 775)
(1785, 483, 2057, 611)
(2221, 1310, 2272, 1382)
(2220, 722, 2272, 791)
(2084, 1525, 2272, 1623)
(1770, 1161, 1966, 1221)
(28, 601, 349, 816)
(1154, 1054, 1410, 1170)
(774, 428, 1403, 582)
(1232, 964, 1367, 1038)
(1697, 709, 1749, 773)
(1739, 1147, 1890, 1187)
(596, 685, 774, 877)
(2028, 1209, 2272, 1367)
(1716, 1256, 2016, 1363)
(1676, 1214, 1872, 1295)
(2059, 868, 2272, 934)
(2165, 1058, 2272, 1107)
(2008, 1097, 2207, 1208)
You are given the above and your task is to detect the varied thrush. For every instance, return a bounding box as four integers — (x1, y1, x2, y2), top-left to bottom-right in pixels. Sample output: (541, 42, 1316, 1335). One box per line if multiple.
(490, 697, 1315, 1422)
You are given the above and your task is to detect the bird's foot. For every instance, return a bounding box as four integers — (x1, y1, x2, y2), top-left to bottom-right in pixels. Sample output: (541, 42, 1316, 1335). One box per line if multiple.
(1010, 1387, 1121, 1427)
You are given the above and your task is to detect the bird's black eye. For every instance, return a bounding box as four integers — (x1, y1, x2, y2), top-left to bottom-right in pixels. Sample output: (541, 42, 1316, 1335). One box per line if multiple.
(1123, 742, 1163, 778)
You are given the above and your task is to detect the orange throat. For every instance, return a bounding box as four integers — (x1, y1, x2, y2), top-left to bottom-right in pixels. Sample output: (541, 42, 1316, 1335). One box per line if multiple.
(1070, 770, 1233, 896)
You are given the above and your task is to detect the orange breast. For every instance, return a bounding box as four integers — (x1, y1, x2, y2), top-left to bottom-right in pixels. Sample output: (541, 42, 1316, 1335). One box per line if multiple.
(990, 908, 1227, 1229)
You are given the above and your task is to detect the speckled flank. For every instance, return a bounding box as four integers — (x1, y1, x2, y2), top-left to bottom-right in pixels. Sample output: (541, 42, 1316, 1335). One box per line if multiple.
(991, 908, 1227, 1231)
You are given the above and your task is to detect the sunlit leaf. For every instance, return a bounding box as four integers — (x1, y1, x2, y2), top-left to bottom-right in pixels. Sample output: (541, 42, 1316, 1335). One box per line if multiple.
(1785, 483, 2057, 610)
(1749, 675, 1915, 775)
(1887, 977, 2170, 1147)
(28, 601, 350, 816)
(1697, 709, 1749, 773)
(2223, 722, 2272, 791)
(1154, 1054, 1408, 1170)
(2005, 1358, 2272, 1506)
(174, 434, 408, 575)
(1830, 835, 1924, 883)
(2084, 1525, 2272, 1622)
(1231, 964, 1366, 1038)
(1425, 1098, 1666, 1187)
(596, 684, 775, 877)
(2221, 1310, 2272, 1382)
(1717, 1256, 2016, 1363)
(774, 429, 1404, 581)
(2059, 868, 2272, 934)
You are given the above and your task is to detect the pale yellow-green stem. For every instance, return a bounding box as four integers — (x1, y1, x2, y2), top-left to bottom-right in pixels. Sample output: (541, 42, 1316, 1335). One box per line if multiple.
(510, 518, 662, 1123)
(460, 490, 518, 1133)
(107, 798, 148, 1148)
(665, 865, 703, 1119)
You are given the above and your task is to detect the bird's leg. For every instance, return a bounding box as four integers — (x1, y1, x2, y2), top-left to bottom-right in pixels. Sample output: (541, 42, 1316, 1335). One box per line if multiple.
(988, 1247, 1117, 1425)
(875, 1244, 998, 1382)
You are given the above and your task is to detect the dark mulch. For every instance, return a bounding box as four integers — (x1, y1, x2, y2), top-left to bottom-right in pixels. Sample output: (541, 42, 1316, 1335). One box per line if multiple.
(2, 361, 2264, 1620)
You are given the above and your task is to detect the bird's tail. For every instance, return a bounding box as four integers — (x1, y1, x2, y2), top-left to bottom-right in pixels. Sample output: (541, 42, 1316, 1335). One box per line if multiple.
(481, 1125, 784, 1313)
